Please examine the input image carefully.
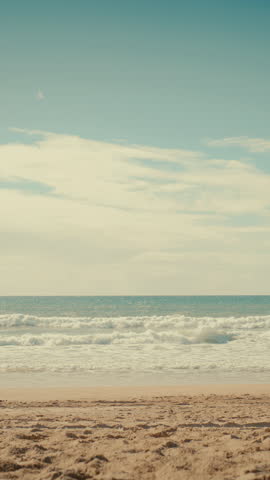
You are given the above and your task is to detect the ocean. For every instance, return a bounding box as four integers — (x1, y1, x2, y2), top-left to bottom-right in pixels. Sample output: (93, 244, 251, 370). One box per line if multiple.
(0, 296, 270, 387)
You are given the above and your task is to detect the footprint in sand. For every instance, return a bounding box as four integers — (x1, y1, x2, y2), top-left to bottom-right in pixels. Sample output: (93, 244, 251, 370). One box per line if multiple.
(9, 446, 29, 455)
(16, 433, 47, 440)
(65, 432, 78, 439)
(0, 461, 22, 472)
(163, 440, 179, 448)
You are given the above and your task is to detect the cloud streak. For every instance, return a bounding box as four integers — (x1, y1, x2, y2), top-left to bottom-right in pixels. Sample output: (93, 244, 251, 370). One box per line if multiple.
(207, 136, 270, 152)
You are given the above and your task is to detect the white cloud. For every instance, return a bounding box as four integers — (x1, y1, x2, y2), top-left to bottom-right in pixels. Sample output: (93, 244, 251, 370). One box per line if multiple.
(207, 136, 270, 152)
(1, 129, 270, 294)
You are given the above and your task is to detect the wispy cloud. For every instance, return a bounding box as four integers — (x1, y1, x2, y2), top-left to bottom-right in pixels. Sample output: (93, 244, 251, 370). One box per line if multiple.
(207, 136, 270, 152)
(1, 128, 270, 294)
(36, 89, 45, 101)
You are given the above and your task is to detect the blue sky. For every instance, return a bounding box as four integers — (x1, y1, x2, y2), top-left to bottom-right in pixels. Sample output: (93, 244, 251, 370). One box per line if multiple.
(1, 1, 270, 294)
(2, 0, 270, 148)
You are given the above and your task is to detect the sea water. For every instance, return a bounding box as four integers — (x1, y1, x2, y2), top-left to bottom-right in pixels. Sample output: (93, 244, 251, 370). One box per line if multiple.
(0, 296, 270, 387)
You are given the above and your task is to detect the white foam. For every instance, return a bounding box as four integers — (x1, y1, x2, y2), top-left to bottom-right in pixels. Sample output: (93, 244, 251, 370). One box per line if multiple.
(1, 312, 270, 383)
(0, 326, 236, 347)
(1, 312, 270, 332)
(1, 312, 269, 350)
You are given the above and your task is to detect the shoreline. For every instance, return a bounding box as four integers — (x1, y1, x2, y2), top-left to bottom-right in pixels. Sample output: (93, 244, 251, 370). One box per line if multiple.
(1, 383, 270, 401)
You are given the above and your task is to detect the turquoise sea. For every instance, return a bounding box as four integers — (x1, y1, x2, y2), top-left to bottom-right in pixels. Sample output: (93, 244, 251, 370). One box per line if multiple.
(0, 296, 270, 387)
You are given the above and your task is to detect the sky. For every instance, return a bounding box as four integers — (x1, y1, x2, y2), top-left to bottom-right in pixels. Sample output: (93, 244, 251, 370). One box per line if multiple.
(1, 0, 270, 294)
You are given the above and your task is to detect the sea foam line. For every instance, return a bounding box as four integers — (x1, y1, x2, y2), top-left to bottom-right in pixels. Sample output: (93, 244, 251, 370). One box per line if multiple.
(0, 327, 235, 346)
(1, 313, 270, 331)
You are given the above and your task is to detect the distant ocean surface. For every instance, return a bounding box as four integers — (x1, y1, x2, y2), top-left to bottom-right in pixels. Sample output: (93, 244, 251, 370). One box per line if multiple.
(0, 296, 270, 387)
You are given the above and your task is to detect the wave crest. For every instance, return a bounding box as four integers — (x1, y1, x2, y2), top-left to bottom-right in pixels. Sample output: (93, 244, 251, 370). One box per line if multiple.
(1, 312, 270, 331)
(0, 326, 234, 347)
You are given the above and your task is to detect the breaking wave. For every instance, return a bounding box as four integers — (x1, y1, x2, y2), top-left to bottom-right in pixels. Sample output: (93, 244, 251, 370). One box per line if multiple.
(1, 312, 269, 348)
(1, 312, 270, 330)
(0, 327, 235, 347)
(1, 311, 270, 384)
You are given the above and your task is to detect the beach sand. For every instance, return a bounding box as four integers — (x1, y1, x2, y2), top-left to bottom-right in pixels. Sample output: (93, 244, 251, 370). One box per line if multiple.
(0, 384, 270, 479)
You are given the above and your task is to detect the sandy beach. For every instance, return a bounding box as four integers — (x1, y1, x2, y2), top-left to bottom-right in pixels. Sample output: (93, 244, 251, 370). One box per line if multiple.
(0, 385, 270, 479)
